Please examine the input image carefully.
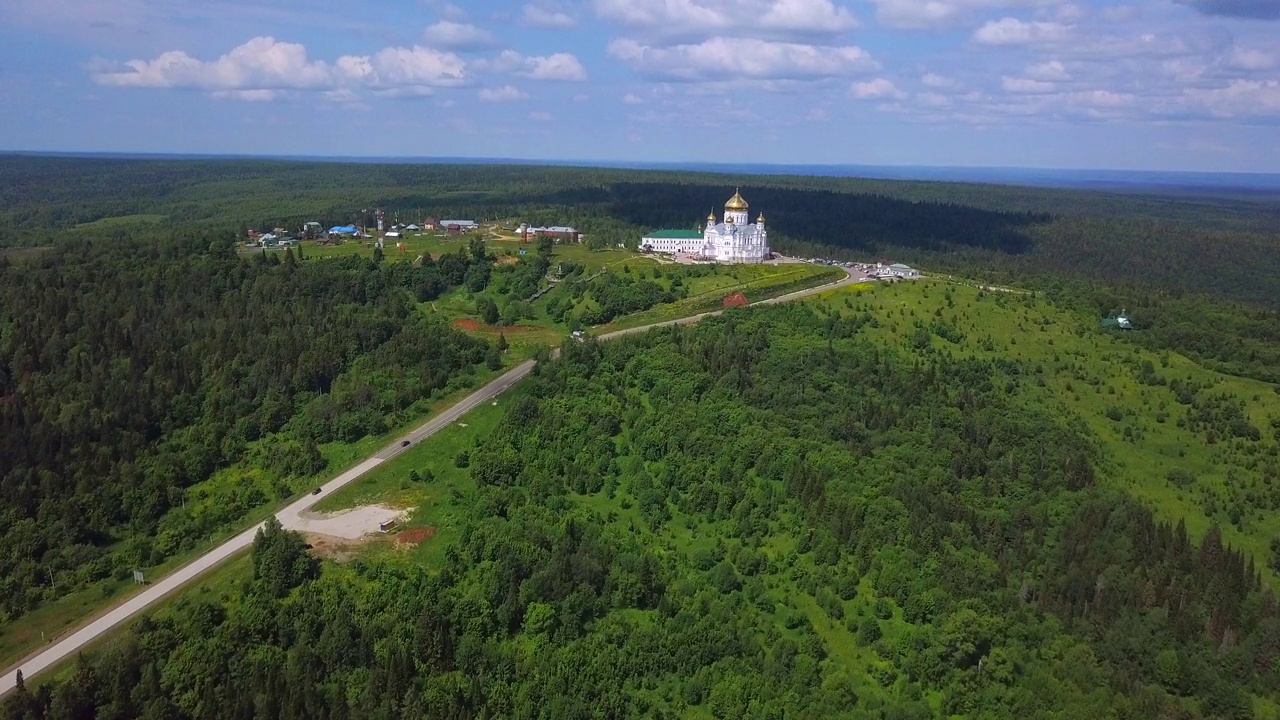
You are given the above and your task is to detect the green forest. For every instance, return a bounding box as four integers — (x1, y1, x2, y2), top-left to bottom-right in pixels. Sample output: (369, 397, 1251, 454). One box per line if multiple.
(7, 305, 1279, 719)
(2, 157, 1279, 718)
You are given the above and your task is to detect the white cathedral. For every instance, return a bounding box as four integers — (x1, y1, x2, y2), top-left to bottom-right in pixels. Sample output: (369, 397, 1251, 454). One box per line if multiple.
(641, 189, 771, 264)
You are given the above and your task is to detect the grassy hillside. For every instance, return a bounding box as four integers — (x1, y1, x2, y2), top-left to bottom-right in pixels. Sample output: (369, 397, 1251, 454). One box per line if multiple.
(829, 280, 1280, 576)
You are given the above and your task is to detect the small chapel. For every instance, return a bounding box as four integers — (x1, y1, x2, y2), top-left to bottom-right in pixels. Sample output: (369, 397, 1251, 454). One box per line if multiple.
(641, 189, 771, 264)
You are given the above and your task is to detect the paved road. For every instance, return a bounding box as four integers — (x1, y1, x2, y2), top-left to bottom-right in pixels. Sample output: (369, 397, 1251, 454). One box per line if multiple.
(0, 266, 856, 697)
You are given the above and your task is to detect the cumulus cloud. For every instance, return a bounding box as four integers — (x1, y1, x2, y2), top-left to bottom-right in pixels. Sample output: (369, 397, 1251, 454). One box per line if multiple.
(594, 0, 858, 39)
(1174, 0, 1280, 19)
(1001, 75, 1055, 92)
(1184, 80, 1280, 116)
(608, 37, 875, 80)
(1026, 60, 1070, 80)
(91, 36, 466, 98)
(921, 72, 958, 88)
(92, 36, 334, 90)
(529, 110, 554, 121)
(917, 92, 952, 106)
(478, 85, 528, 102)
(973, 17, 1071, 45)
(520, 53, 589, 81)
(422, 21, 496, 50)
(623, 92, 645, 103)
(338, 46, 468, 89)
(870, 0, 1063, 30)
(522, 3, 577, 27)
(477, 50, 589, 81)
(1231, 47, 1277, 70)
(851, 78, 906, 98)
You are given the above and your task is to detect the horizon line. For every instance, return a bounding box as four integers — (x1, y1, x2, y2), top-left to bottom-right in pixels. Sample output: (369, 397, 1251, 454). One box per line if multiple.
(4, 150, 1280, 187)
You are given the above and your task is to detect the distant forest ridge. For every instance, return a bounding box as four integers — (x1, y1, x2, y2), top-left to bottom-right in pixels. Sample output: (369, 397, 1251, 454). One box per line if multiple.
(6, 151, 1280, 193)
(2, 155, 1278, 310)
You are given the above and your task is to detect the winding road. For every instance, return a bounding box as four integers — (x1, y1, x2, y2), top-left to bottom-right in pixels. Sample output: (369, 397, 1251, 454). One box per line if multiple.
(0, 266, 860, 696)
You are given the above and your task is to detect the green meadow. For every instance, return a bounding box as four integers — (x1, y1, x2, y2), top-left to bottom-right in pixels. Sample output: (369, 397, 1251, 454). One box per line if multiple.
(827, 279, 1280, 578)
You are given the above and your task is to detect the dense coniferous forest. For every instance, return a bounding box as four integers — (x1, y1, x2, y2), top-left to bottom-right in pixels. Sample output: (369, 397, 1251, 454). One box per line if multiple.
(0, 233, 500, 622)
(6, 306, 1277, 719)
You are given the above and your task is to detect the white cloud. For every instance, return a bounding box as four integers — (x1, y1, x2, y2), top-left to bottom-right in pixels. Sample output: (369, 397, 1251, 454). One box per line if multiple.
(973, 17, 1071, 45)
(623, 92, 645, 104)
(422, 21, 496, 50)
(1230, 47, 1277, 71)
(92, 36, 334, 90)
(212, 89, 277, 102)
(91, 36, 467, 99)
(477, 50, 588, 81)
(1183, 80, 1280, 117)
(522, 3, 577, 27)
(1067, 89, 1135, 108)
(594, 0, 857, 38)
(1025, 60, 1069, 80)
(478, 85, 527, 102)
(434, 3, 467, 21)
(921, 72, 957, 88)
(1001, 75, 1055, 93)
(351, 46, 468, 89)
(870, 0, 1063, 30)
(851, 77, 906, 98)
(519, 53, 589, 81)
(529, 110, 554, 121)
(916, 92, 952, 107)
(609, 37, 876, 81)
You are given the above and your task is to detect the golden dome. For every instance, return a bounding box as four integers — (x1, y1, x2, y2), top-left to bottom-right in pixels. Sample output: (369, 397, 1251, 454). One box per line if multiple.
(707, 209, 716, 222)
(724, 188, 748, 211)
(756, 212, 765, 223)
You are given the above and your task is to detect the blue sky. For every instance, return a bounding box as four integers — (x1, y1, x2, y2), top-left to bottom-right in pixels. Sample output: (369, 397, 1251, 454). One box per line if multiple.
(1, 0, 1277, 171)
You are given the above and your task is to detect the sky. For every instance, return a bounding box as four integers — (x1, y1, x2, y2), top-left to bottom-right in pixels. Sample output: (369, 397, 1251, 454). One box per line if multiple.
(1, 0, 1278, 172)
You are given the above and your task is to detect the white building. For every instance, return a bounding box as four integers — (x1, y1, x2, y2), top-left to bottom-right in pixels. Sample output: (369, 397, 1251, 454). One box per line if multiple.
(876, 263, 920, 280)
(641, 189, 770, 264)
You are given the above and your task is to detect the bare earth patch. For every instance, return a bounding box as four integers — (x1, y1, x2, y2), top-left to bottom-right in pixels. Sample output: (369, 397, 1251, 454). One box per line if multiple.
(292, 504, 406, 540)
(303, 533, 369, 563)
(452, 318, 543, 333)
(394, 526, 437, 547)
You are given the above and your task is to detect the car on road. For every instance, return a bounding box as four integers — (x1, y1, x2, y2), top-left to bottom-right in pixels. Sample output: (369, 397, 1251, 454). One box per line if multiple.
(401, 440, 410, 447)
(311, 487, 322, 495)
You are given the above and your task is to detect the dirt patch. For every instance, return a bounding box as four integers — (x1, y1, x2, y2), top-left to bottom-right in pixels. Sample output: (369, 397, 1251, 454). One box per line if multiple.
(452, 319, 543, 333)
(722, 291, 749, 308)
(303, 533, 369, 563)
(496, 255, 519, 266)
(394, 526, 436, 546)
